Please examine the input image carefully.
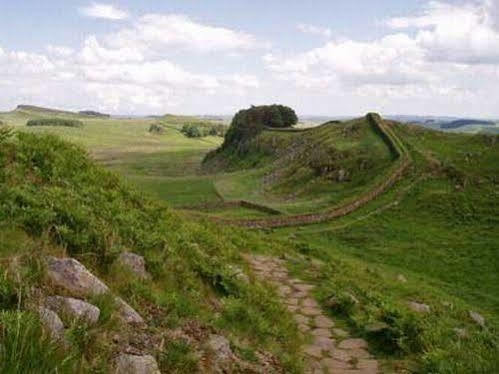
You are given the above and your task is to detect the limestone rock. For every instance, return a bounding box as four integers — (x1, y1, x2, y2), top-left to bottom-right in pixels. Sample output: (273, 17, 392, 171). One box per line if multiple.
(115, 297, 144, 325)
(469, 311, 485, 327)
(46, 257, 109, 297)
(205, 334, 234, 372)
(408, 301, 431, 313)
(453, 328, 468, 338)
(117, 252, 150, 280)
(38, 307, 65, 341)
(397, 274, 407, 283)
(46, 296, 100, 325)
(115, 354, 160, 374)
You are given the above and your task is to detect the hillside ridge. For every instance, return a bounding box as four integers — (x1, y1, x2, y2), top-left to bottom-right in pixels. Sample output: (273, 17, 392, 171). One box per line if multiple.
(207, 113, 411, 228)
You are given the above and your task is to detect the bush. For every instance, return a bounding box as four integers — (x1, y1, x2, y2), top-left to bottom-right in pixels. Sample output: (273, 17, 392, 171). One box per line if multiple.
(149, 123, 165, 134)
(221, 104, 298, 149)
(181, 124, 202, 138)
(26, 118, 84, 128)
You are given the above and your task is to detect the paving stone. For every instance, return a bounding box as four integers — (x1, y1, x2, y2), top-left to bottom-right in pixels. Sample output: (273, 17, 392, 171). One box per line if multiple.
(294, 314, 310, 325)
(278, 285, 292, 296)
(314, 315, 334, 328)
(294, 284, 315, 292)
(301, 307, 322, 316)
(299, 323, 311, 333)
(330, 349, 352, 362)
(311, 328, 333, 337)
(314, 336, 335, 350)
(245, 254, 379, 374)
(322, 358, 353, 370)
(348, 348, 371, 359)
(292, 291, 309, 299)
(302, 298, 320, 308)
(338, 338, 368, 350)
(304, 345, 323, 359)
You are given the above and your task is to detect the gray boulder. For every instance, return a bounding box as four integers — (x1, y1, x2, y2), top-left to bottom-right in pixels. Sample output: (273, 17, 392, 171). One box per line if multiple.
(117, 252, 150, 280)
(469, 311, 485, 327)
(46, 296, 100, 325)
(205, 334, 234, 372)
(115, 354, 160, 374)
(115, 297, 144, 325)
(46, 257, 109, 297)
(38, 307, 65, 341)
(408, 301, 431, 313)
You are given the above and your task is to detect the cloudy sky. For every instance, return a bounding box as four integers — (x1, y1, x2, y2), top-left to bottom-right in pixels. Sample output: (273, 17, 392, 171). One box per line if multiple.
(1, 0, 499, 117)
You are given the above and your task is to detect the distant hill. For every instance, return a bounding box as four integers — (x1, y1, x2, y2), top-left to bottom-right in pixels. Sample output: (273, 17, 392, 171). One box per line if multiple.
(78, 110, 110, 118)
(16, 104, 77, 116)
(441, 119, 495, 129)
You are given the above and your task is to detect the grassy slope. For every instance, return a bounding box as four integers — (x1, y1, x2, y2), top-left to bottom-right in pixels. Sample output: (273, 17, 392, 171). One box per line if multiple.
(267, 124, 499, 372)
(0, 129, 303, 373)
(0, 107, 224, 208)
(209, 117, 396, 215)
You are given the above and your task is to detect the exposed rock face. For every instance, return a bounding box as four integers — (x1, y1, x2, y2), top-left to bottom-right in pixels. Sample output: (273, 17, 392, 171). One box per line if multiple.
(115, 297, 144, 325)
(205, 334, 234, 372)
(117, 252, 150, 280)
(115, 354, 160, 374)
(46, 257, 109, 297)
(408, 301, 431, 313)
(38, 307, 65, 341)
(469, 311, 485, 327)
(46, 257, 144, 325)
(46, 296, 100, 325)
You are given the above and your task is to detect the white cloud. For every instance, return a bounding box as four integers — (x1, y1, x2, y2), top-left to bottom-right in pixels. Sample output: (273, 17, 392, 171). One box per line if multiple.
(297, 23, 332, 38)
(79, 3, 129, 20)
(106, 14, 264, 54)
(386, 0, 499, 64)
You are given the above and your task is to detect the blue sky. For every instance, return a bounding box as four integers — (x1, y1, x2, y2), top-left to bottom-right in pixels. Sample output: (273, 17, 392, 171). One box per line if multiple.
(1, 0, 499, 116)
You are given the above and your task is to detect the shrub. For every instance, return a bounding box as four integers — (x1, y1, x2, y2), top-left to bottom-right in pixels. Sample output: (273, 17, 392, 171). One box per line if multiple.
(149, 123, 165, 134)
(221, 104, 298, 150)
(26, 118, 84, 128)
(181, 124, 202, 138)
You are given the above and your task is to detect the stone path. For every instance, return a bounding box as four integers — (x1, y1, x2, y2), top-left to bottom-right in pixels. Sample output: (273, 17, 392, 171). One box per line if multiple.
(245, 254, 379, 374)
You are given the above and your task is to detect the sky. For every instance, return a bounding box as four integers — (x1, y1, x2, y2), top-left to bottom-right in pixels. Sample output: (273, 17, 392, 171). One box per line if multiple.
(1, 0, 499, 117)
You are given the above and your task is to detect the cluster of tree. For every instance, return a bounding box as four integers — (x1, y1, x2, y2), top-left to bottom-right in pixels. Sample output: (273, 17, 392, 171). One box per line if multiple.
(26, 118, 84, 128)
(181, 124, 226, 138)
(222, 104, 298, 149)
(149, 123, 166, 134)
(78, 110, 110, 118)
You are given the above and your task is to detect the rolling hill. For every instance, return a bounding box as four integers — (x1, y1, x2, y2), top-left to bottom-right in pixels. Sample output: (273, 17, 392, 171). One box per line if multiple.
(0, 106, 498, 373)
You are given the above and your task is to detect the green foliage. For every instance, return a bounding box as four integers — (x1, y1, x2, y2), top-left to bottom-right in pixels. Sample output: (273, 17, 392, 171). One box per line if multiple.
(158, 340, 198, 373)
(149, 123, 165, 134)
(0, 311, 77, 373)
(220, 104, 298, 151)
(26, 118, 84, 128)
(181, 124, 202, 138)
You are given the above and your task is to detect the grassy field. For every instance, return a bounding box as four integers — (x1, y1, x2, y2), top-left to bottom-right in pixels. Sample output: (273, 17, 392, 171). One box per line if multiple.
(1, 106, 498, 372)
(0, 106, 224, 208)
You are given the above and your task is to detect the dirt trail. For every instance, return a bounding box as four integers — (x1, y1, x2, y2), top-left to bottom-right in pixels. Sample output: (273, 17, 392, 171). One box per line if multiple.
(245, 254, 379, 374)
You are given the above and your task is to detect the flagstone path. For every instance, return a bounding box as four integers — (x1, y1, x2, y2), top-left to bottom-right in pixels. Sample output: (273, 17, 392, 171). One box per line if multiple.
(245, 254, 379, 374)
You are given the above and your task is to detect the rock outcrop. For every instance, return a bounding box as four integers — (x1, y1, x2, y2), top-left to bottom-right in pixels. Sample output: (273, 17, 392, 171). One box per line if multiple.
(46, 296, 100, 325)
(115, 354, 160, 374)
(38, 306, 65, 341)
(47, 256, 143, 325)
(117, 252, 150, 280)
(47, 257, 109, 297)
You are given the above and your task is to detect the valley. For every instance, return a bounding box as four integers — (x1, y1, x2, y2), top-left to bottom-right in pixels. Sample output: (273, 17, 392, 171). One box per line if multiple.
(0, 104, 498, 373)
